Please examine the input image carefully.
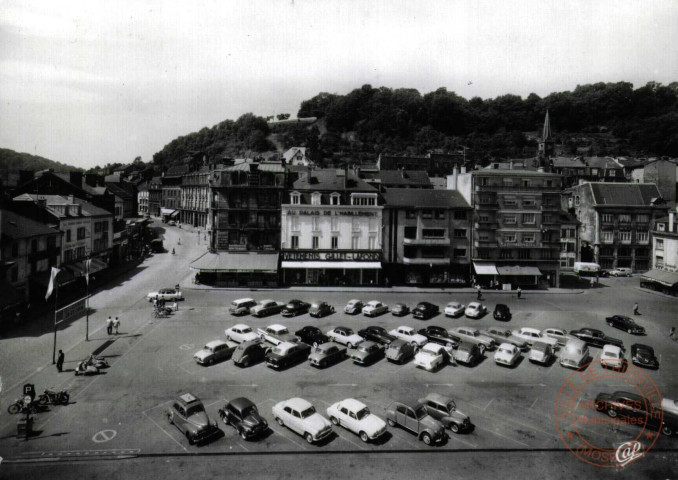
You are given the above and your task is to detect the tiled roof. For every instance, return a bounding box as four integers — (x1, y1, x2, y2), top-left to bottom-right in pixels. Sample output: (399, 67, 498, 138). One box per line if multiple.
(292, 168, 376, 191)
(382, 188, 471, 209)
(552, 157, 586, 168)
(282, 147, 307, 162)
(71, 198, 114, 216)
(583, 157, 622, 169)
(13, 194, 111, 217)
(378, 170, 431, 187)
(588, 183, 663, 206)
(105, 183, 135, 200)
(1, 209, 61, 239)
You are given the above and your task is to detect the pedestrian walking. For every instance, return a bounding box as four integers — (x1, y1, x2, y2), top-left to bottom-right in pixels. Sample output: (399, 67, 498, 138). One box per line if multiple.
(476, 285, 482, 301)
(633, 303, 640, 315)
(517, 287, 522, 300)
(113, 317, 120, 334)
(106, 316, 113, 335)
(56, 350, 64, 372)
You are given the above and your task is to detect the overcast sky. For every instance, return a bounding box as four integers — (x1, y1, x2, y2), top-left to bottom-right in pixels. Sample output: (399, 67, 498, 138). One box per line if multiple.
(1, 0, 677, 169)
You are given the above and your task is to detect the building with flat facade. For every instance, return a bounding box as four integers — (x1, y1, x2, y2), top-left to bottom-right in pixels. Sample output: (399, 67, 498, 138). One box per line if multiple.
(180, 166, 210, 228)
(641, 212, 678, 295)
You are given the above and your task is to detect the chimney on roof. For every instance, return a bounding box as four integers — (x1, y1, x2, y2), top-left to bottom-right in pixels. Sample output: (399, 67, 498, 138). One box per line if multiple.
(451, 165, 458, 190)
(670, 212, 675, 232)
(509, 160, 514, 170)
(461, 165, 466, 174)
(69, 171, 82, 188)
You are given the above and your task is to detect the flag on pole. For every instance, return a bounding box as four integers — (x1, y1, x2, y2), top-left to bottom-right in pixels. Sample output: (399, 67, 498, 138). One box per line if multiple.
(45, 267, 61, 300)
(85, 258, 92, 285)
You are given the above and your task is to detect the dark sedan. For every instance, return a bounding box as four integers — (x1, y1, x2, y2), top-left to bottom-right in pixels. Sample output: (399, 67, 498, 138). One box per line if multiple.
(418, 326, 459, 348)
(605, 315, 645, 335)
(218, 397, 268, 440)
(391, 303, 410, 317)
(357, 326, 397, 346)
(493, 304, 512, 321)
(281, 300, 310, 317)
(570, 328, 624, 349)
(295, 326, 330, 347)
(631, 344, 658, 369)
(412, 302, 439, 320)
(350, 341, 385, 365)
(595, 391, 678, 437)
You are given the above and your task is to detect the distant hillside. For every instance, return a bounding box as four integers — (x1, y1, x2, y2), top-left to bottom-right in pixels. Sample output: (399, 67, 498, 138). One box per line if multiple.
(0, 148, 81, 187)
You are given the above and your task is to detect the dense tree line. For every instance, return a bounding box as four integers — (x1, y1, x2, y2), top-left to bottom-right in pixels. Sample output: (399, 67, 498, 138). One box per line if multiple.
(0, 148, 81, 174)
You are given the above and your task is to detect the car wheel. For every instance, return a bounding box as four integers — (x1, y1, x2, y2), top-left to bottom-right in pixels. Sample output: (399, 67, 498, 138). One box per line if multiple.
(330, 416, 339, 426)
(347, 343, 353, 349)
(607, 408, 617, 418)
(239, 428, 248, 440)
(304, 432, 314, 444)
(661, 424, 674, 436)
(242, 359, 250, 367)
(478, 344, 486, 355)
(387, 419, 396, 427)
(208, 358, 214, 366)
(421, 433, 432, 445)
(276, 417, 284, 426)
(450, 423, 460, 434)
(359, 431, 369, 443)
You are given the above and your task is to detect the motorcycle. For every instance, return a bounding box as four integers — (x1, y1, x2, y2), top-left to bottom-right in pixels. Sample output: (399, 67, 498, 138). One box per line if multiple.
(87, 354, 110, 369)
(7, 398, 33, 415)
(75, 361, 99, 376)
(38, 388, 70, 406)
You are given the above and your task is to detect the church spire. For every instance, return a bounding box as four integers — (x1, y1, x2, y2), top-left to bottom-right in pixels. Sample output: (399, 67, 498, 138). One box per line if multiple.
(542, 110, 552, 141)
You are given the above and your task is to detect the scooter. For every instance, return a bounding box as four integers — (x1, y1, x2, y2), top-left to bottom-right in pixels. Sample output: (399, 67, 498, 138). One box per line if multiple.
(7, 398, 33, 414)
(38, 388, 70, 406)
(87, 354, 110, 369)
(75, 361, 99, 376)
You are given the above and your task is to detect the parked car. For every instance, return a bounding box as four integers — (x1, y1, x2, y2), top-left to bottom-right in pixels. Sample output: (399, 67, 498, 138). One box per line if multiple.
(327, 399, 387, 443)
(559, 339, 589, 369)
(294, 326, 330, 347)
(350, 341, 385, 365)
(327, 326, 364, 348)
(166, 393, 220, 445)
(543, 327, 575, 346)
(250, 299, 286, 317)
(569, 328, 623, 349)
(309, 301, 334, 318)
(232, 340, 269, 368)
(480, 327, 528, 350)
(265, 341, 311, 370)
(662, 398, 678, 416)
(608, 268, 632, 277)
(448, 327, 496, 354)
(528, 341, 554, 365)
(601, 344, 626, 370)
(595, 391, 678, 437)
(418, 393, 472, 434)
(414, 343, 450, 371)
(444, 301, 465, 318)
(454, 342, 481, 366)
(631, 343, 658, 369)
(384, 401, 446, 445)
(385, 339, 416, 364)
(464, 302, 487, 319)
(168, 220, 177, 226)
(229, 298, 257, 316)
(389, 326, 428, 347)
(225, 324, 259, 343)
(391, 303, 410, 317)
(193, 340, 237, 366)
(357, 326, 397, 346)
(281, 299, 310, 317)
(218, 397, 268, 440)
(494, 343, 521, 367)
(412, 302, 439, 320)
(257, 324, 298, 346)
(308, 343, 347, 368)
(272, 398, 333, 444)
(362, 300, 389, 317)
(512, 327, 559, 348)
(344, 299, 364, 315)
(493, 304, 512, 321)
(605, 315, 645, 335)
(147, 288, 183, 301)
(418, 326, 459, 348)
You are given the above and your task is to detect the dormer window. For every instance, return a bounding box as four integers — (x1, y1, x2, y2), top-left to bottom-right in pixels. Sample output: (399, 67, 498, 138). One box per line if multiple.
(330, 193, 341, 206)
(290, 192, 301, 205)
(351, 193, 377, 206)
(311, 192, 321, 206)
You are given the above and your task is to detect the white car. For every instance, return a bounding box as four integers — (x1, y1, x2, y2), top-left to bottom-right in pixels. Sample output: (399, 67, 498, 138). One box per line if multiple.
(326, 326, 364, 348)
(543, 327, 575, 346)
(600, 344, 625, 369)
(608, 268, 632, 277)
(389, 326, 428, 347)
(362, 301, 389, 317)
(326, 398, 387, 443)
(464, 302, 487, 318)
(662, 398, 678, 416)
(225, 324, 259, 343)
(448, 327, 496, 353)
(494, 343, 521, 367)
(272, 398, 333, 444)
(414, 343, 448, 371)
(147, 288, 183, 301)
(444, 301, 465, 317)
(257, 324, 297, 346)
(512, 327, 559, 348)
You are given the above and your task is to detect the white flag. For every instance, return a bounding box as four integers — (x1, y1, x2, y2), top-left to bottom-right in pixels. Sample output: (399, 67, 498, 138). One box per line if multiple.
(85, 259, 92, 285)
(45, 267, 61, 301)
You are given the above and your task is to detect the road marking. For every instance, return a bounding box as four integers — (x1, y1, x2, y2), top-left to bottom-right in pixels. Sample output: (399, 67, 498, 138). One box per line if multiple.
(327, 384, 358, 387)
(483, 399, 494, 411)
(516, 383, 547, 387)
(205, 399, 223, 408)
(445, 432, 478, 448)
(92, 429, 117, 443)
(334, 428, 368, 450)
(530, 397, 539, 410)
(179, 344, 195, 351)
(426, 383, 455, 387)
(266, 422, 309, 450)
(142, 410, 188, 452)
(224, 384, 259, 387)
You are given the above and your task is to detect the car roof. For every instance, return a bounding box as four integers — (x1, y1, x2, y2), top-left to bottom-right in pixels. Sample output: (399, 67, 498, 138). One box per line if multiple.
(239, 339, 263, 348)
(632, 343, 653, 351)
(602, 344, 621, 352)
(531, 341, 550, 351)
(260, 299, 275, 304)
(416, 301, 434, 307)
(234, 297, 255, 303)
(347, 299, 361, 303)
(423, 393, 452, 405)
(339, 398, 367, 412)
(267, 324, 287, 330)
(205, 340, 227, 349)
(317, 342, 336, 350)
(230, 397, 255, 411)
(467, 302, 479, 307)
(520, 327, 540, 333)
(422, 343, 443, 352)
(498, 342, 516, 349)
(367, 300, 381, 305)
(286, 397, 313, 410)
(565, 338, 586, 348)
(398, 325, 413, 330)
(447, 301, 461, 306)
(359, 340, 377, 348)
(232, 323, 250, 330)
(178, 393, 199, 405)
(275, 341, 297, 350)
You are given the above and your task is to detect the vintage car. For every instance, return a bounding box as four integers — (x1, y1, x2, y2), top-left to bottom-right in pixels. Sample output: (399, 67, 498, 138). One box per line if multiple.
(543, 327, 575, 346)
(493, 304, 512, 321)
(272, 398, 333, 444)
(662, 398, 678, 417)
(294, 326, 330, 347)
(464, 302, 487, 319)
(166, 393, 220, 445)
(512, 327, 559, 348)
(218, 397, 268, 440)
(414, 343, 451, 371)
(444, 301, 465, 318)
(357, 325, 397, 346)
(350, 341, 384, 365)
(528, 341, 554, 365)
(448, 327, 496, 354)
(454, 342, 481, 366)
(559, 339, 589, 369)
(391, 303, 410, 317)
(327, 326, 364, 348)
(309, 301, 334, 318)
(608, 268, 633, 277)
(232, 340, 269, 368)
(595, 391, 678, 437)
(605, 315, 645, 335)
(418, 393, 472, 434)
(344, 299, 364, 315)
(327, 398, 387, 443)
(384, 401, 446, 445)
(631, 343, 658, 369)
(418, 326, 459, 348)
(281, 299, 310, 317)
(389, 326, 428, 347)
(250, 299, 286, 318)
(494, 343, 521, 367)
(229, 298, 257, 316)
(569, 328, 623, 349)
(308, 343, 347, 368)
(412, 302, 439, 320)
(362, 300, 389, 317)
(193, 340, 237, 366)
(480, 327, 528, 350)
(147, 288, 183, 301)
(257, 324, 298, 346)
(600, 344, 626, 370)
(385, 339, 416, 364)
(225, 324, 259, 343)
(265, 341, 311, 370)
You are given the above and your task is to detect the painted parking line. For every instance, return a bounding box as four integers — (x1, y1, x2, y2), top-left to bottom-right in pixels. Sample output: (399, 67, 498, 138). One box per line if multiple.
(265, 421, 309, 451)
(142, 410, 188, 452)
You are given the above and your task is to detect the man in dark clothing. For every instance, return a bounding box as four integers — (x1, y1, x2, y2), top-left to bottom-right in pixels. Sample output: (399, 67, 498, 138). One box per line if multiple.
(57, 350, 64, 372)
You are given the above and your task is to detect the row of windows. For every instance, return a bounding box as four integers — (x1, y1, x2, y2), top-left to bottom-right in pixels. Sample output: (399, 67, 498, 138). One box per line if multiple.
(289, 192, 377, 206)
(502, 213, 536, 225)
(477, 249, 556, 260)
(289, 216, 380, 232)
(290, 235, 378, 250)
(599, 247, 648, 257)
(9, 237, 58, 257)
(403, 227, 466, 239)
(477, 177, 556, 188)
(600, 213, 650, 223)
(65, 227, 87, 242)
(601, 231, 649, 242)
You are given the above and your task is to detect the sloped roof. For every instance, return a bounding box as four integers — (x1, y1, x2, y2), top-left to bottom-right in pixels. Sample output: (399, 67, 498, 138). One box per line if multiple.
(382, 188, 471, 209)
(614, 157, 646, 168)
(14, 194, 111, 217)
(588, 183, 663, 206)
(292, 168, 376, 191)
(378, 170, 431, 187)
(71, 198, 114, 216)
(282, 147, 307, 162)
(105, 183, 135, 200)
(1, 209, 61, 239)
(81, 184, 108, 196)
(552, 157, 586, 168)
(583, 157, 622, 169)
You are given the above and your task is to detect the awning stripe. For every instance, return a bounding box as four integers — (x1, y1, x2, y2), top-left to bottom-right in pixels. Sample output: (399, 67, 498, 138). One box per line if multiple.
(473, 262, 498, 275)
(496, 266, 542, 276)
(190, 252, 279, 272)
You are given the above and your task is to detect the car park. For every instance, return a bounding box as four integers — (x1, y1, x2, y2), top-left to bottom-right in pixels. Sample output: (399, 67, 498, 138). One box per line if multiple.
(265, 342, 311, 370)
(444, 301, 465, 318)
(595, 391, 678, 437)
(528, 341, 554, 365)
(193, 340, 237, 366)
(229, 298, 257, 316)
(454, 342, 481, 366)
(308, 343, 347, 368)
(418, 326, 459, 348)
(147, 288, 183, 301)
(232, 340, 269, 367)
(601, 344, 626, 370)
(493, 304, 511, 321)
(608, 268, 632, 277)
(225, 324, 259, 343)
(385, 339, 416, 364)
(281, 299, 310, 317)
(464, 302, 487, 318)
(327, 326, 364, 348)
(362, 300, 389, 317)
(272, 398, 333, 444)
(494, 343, 521, 367)
(569, 328, 623, 349)
(414, 343, 450, 371)
(344, 299, 364, 315)
(391, 303, 410, 317)
(448, 327, 496, 354)
(357, 326, 397, 346)
(418, 393, 472, 434)
(327, 399, 387, 443)
(258, 324, 298, 346)
(166, 393, 220, 445)
(389, 326, 428, 347)
(309, 301, 334, 318)
(384, 401, 446, 445)
(559, 339, 589, 369)
(218, 397, 268, 440)
(605, 315, 645, 335)
(543, 327, 574, 346)
(480, 327, 528, 350)
(349, 341, 385, 365)
(294, 326, 330, 347)
(512, 327, 559, 348)
(250, 299, 286, 317)
(412, 302, 439, 320)
(631, 343, 658, 369)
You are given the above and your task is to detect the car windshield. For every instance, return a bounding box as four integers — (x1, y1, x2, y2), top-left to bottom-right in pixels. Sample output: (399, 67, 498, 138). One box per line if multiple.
(567, 347, 583, 355)
(272, 347, 284, 355)
(498, 347, 510, 354)
(356, 407, 370, 420)
(415, 405, 427, 419)
(358, 345, 371, 352)
(241, 405, 257, 417)
(277, 328, 289, 334)
(469, 331, 478, 337)
(606, 351, 619, 358)
(343, 329, 354, 335)
(313, 347, 326, 354)
(300, 407, 316, 419)
(185, 404, 205, 417)
(231, 301, 241, 307)
(419, 350, 436, 357)
(241, 327, 252, 333)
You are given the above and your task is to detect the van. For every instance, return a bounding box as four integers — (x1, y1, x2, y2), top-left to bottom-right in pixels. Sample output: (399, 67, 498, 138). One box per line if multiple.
(573, 262, 601, 276)
(560, 339, 589, 369)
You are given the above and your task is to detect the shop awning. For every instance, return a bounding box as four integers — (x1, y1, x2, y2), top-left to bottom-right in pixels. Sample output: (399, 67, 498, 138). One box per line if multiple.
(161, 208, 177, 216)
(190, 252, 279, 273)
(473, 262, 498, 275)
(642, 269, 678, 287)
(66, 258, 108, 277)
(497, 265, 543, 276)
(281, 261, 381, 269)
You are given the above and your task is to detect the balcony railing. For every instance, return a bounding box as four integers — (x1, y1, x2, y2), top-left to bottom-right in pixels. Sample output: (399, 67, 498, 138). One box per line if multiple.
(476, 184, 560, 191)
(497, 240, 537, 247)
(402, 257, 450, 265)
(403, 237, 451, 246)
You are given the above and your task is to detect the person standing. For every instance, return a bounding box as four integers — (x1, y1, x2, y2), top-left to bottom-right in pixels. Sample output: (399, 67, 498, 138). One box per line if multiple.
(517, 287, 522, 300)
(633, 303, 639, 315)
(113, 316, 120, 335)
(106, 316, 113, 335)
(56, 350, 64, 372)
(476, 285, 482, 301)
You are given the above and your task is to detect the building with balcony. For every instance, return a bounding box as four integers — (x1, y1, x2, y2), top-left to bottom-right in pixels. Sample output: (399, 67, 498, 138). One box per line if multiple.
(180, 166, 211, 228)
(559, 211, 580, 271)
(148, 176, 162, 217)
(161, 165, 188, 221)
(641, 212, 678, 295)
(382, 188, 471, 285)
(569, 182, 667, 272)
(452, 167, 563, 288)
(138, 182, 149, 217)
